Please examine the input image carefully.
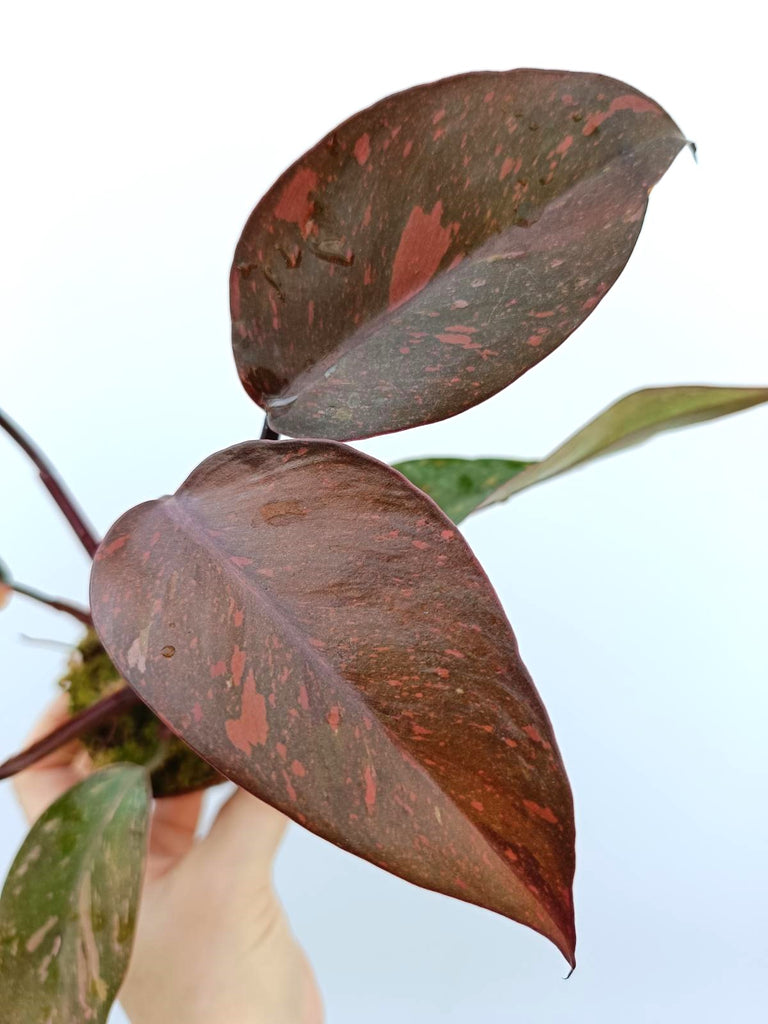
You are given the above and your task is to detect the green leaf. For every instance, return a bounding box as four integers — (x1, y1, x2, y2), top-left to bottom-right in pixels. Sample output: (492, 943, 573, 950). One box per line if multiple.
(395, 385, 768, 522)
(0, 764, 151, 1024)
(395, 457, 531, 523)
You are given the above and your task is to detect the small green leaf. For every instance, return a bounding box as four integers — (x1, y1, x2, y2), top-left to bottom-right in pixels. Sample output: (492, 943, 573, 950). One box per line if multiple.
(396, 386, 768, 523)
(0, 764, 151, 1024)
(394, 457, 531, 523)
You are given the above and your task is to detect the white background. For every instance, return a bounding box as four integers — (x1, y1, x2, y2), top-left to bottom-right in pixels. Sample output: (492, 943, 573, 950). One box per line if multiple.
(1, 2, 766, 1021)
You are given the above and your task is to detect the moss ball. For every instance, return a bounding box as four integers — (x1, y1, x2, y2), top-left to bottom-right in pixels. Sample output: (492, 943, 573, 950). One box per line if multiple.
(60, 631, 223, 797)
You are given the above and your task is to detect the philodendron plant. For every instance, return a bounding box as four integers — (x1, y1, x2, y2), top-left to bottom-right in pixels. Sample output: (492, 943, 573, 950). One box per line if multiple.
(1, 69, 766, 1022)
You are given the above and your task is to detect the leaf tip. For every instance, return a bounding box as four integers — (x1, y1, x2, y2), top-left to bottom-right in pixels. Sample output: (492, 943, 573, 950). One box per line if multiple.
(553, 915, 577, 971)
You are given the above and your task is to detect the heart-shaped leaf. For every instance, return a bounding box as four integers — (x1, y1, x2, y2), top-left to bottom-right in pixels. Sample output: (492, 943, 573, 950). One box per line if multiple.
(90, 441, 576, 963)
(232, 69, 687, 440)
(0, 764, 150, 1024)
(395, 385, 768, 521)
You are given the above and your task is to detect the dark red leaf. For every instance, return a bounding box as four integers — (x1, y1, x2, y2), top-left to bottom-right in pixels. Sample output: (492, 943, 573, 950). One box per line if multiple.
(231, 70, 686, 440)
(90, 441, 576, 963)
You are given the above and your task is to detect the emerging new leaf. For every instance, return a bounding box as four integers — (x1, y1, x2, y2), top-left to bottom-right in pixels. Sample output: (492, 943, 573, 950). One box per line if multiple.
(395, 385, 768, 521)
(231, 69, 687, 440)
(0, 764, 150, 1024)
(91, 441, 576, 963)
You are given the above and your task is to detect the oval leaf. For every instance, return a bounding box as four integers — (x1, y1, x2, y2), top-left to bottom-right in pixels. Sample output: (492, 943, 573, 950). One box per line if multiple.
(395, 385, 768, 521)
(90, 441, 576, 963)
(0, 764, 150, 1024)
(231, 70, 687, 440)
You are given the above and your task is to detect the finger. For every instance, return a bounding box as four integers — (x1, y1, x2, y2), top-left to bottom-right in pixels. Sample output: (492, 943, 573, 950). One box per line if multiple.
(201, 787, 288, 868)
(12, 694, 86, 824)
(147, 790, 204, 876)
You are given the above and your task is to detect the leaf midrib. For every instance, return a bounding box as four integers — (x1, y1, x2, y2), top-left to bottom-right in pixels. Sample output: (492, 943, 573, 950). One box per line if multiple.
(154, 488, 571, 951)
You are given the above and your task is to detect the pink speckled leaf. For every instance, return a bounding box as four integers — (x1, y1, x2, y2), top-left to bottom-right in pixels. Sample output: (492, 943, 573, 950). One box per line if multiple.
(90, 441, 576, 964)
(231, 69, 687, 440)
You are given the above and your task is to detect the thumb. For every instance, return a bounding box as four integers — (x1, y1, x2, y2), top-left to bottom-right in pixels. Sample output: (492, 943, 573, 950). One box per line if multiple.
(200, 786, 288, 870)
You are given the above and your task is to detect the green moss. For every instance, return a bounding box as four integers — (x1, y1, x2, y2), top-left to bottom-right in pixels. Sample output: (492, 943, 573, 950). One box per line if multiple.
(60, 631, 222, 797)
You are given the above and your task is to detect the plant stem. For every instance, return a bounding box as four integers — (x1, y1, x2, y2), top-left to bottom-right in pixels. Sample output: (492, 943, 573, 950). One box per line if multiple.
(0, 686, 140, 781)
(9, 580, 93, 627)
(0, 407, 100, 559)
(143, 736, 173, 775)
(260, 416, 280, 441)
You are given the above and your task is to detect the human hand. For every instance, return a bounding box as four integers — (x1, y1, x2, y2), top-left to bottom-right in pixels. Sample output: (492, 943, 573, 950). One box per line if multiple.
(13, 696, 323, 1024)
